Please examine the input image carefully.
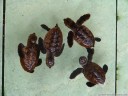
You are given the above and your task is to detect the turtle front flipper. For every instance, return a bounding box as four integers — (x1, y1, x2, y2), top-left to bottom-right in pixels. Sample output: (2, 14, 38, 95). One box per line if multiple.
(64, 18, 77, 31)
(41, 24, 50, 31)
(103, 64, 108, 74)
(95, 37, 101, 42)
(18, 43, 25, 58)
(86, 82, 96, 87)
(76, 14, 90, 26)
(70, 68, 83, 79)
(38, 37, 46, 54)
(67, 31, 74, 47)
(55, 43, 65, 57)
(87, 48, 94, 62)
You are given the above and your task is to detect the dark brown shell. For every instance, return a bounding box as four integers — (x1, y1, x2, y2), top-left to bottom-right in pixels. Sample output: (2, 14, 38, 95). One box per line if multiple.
(83, 62, 105, 84)
(18, 33, 40, 73)
(44, 26, 63, 54)
(20, 46, 39, 73)
(74, 25, 95, 48)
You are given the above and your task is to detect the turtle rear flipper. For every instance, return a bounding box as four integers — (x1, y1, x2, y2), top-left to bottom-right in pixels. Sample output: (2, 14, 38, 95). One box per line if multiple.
(76, 14, 90, 25)
(70, 68, 83, 79)
(86, 82, 96, 87)
(103, 64, 108, 74)
(67, 31, 74, 47)
(95, 37, 101, 42)
(55, 43, 65, 57)
(36, 59, 42, 67)
(38, 37, 46, 54)
(30, 70, 34, 73)
(18, 43, 25, 58)
(41, 24, 50, 31)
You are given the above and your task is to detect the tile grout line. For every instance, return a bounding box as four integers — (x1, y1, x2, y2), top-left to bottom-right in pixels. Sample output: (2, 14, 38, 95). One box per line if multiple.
(2, 0, 6, 96)
(115, 0, 118, 95)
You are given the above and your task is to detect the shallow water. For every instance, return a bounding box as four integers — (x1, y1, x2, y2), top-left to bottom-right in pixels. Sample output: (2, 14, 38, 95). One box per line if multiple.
(1, 0, 128, 96)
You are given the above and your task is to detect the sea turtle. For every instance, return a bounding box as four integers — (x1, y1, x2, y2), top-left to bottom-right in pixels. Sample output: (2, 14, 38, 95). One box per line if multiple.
(64, 14, 101, 50)
(18, 33, 42, 73)
(39, 24, 65, 68)
(70, 54, 108, 87)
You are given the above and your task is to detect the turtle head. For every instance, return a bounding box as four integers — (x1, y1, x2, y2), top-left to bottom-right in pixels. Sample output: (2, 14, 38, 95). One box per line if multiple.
(46, 52, 54, 68)
(79, 56, 88, 67)
(28, 33, 37, 44)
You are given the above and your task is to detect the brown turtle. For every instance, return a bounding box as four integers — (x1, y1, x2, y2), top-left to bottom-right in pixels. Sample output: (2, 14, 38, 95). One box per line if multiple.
(70, 49, 108, 87)
(39, 24, 65, 68)
(64, 14, 101, 51)
(18, 33, 42, 73)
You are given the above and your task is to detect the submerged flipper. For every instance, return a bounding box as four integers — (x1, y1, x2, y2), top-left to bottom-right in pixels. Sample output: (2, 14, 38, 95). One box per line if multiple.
(67, 31, 74, 47)
(86, 82, 96, 87)
(30, 70, 34, 73)
(36, 59, 42, 67)
(103, 64, 108, 74)
(70, 68, 83, 79)
(95, 37, 101, 42)
(41, 24, 50, 31)
(76, 14, 90, 25)
(18, 43, 25, 58)
(87, 48, 94, 62)
(38, 37, 46, 54)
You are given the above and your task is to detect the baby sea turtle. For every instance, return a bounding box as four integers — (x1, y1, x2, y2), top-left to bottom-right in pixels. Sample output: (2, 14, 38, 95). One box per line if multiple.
(64, 14, 101, 49)
(18, 33, 42, 73)
(39, 24, 65, 68)
(70, 52, 108, 87)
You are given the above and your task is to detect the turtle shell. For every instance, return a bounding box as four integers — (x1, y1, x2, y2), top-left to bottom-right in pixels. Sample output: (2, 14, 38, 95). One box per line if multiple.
(20, 46, 39, 73)
(73, 25, 95, 48)
(83, 62, 105, 84)
(44, 26, 63, 54)
(18, 33, 40, 73)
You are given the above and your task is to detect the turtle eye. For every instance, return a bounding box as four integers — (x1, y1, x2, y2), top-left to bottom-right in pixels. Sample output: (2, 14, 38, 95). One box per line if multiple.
(79, 56, 87, 66)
